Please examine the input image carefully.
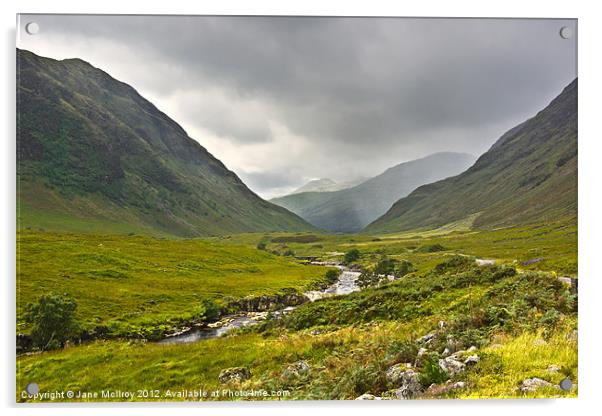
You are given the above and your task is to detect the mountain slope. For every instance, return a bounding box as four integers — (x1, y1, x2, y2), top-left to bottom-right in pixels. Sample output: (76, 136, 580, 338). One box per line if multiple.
(16, 49, 314, 237)
(366, 79, 577, 234)
(271, 152, 476, 233)
(290, 177, 366, 195)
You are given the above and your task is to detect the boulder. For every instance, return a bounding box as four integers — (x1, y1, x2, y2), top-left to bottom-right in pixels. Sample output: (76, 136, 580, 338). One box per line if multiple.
(385, 367, 422, 399)
(438, 356, 465, 376)
(355, 393, 381, 400)
(520, 377, 557, 393)
(464, 355, 480, 366)
(218, 367, 251, 384)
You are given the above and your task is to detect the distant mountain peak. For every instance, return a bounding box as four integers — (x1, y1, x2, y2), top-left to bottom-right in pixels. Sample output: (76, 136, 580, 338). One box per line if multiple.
(288, 177, 367, 195)
(271, 152, 476, 233)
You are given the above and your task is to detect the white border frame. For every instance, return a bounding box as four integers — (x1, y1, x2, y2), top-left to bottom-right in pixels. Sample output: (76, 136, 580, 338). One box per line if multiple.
(3, 1, 600, 415)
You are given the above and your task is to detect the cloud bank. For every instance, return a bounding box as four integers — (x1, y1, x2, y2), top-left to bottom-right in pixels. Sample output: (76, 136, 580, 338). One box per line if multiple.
(18, 15, 577, 198)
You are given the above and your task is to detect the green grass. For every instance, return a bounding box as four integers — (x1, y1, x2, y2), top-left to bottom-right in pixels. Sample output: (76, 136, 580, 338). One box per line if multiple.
(208, 218, 577, 276)
(459, 326, 578, 398)
(17, 231, 328, 337)
(16, 219, 577, 401)
(17, 254, 577, 401)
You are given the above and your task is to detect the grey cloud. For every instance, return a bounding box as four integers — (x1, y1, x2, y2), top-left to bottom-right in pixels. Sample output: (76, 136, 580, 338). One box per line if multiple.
(19, 15, 577, 196)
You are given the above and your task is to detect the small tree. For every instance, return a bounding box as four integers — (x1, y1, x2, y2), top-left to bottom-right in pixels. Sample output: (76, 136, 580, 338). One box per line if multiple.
(343, 248, 360, 265)
(25, 293, 79, 350)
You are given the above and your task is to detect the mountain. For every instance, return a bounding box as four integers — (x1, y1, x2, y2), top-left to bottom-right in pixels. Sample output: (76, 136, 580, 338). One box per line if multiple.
(270, 152, 476, 233)
(16, 49, 314, 237)
(366, 79, 577, 234)
(290, 177, 367, 195)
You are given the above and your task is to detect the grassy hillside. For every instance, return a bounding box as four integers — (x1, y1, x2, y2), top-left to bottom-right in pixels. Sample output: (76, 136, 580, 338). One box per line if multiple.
(208, 217, 577, 276)
(272, 152, 475, 233)
(17, 49, 313, 237)
(17, 231, 328, 338)
(366, 80, 577, 233)
(17, 253, 577, 401)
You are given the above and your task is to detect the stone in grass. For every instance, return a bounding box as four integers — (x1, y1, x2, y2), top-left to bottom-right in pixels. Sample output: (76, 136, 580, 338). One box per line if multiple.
(546, 364, 562, 374)
(426, 381, 467, 396)
(385, 367, 422, 399)
(355, 393, 382, 400)
(438, 356, 465, 376)
(417, 332, 437, 345)
(520, 377, 559, 393)
(283, 360, 311, 377)
(464, 355, 480, 366)
(218, 367, 251, 384)
(386, 363, 411, 384)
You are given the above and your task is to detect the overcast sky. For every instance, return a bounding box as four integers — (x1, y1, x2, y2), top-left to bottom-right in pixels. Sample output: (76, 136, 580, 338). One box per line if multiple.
(17, 15, 577, 198)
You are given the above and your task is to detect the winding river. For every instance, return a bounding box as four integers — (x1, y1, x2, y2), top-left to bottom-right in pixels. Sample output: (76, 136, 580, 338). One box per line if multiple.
(158, 265, 362, 345)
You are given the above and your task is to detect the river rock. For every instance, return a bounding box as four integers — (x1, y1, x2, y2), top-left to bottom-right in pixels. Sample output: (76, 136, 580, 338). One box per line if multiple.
(520, 377, 557, 393)
(439, 356, 465, 376)
(218, 367, 251, 384)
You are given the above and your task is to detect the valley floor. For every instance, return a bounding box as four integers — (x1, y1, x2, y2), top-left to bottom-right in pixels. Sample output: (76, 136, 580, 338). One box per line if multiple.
(16, 219, 578, 401)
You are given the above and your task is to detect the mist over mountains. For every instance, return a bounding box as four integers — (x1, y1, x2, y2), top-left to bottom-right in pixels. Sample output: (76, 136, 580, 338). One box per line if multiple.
(271, 152, 476, 233)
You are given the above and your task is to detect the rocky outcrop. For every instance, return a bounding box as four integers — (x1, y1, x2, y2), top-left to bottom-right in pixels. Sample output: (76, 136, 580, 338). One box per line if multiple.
(385, 366, 422, 399)
(227, 291, 309, 312)
(438, 356, 465, 376)
(218, 367, 251, 384)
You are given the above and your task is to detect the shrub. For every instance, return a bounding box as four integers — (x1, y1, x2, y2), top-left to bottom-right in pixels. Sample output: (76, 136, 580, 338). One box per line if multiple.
(198, 299, 221, 321)
(325, 269, 341, 284)
(343, 249, 360, 265)
(386, 339, 419, 364)
(395, 260, 415, 277)
(419, 356, 449, 387)
(433, 255, 474, 274)
(256, 242, 267, 250)
(374, 256, 396, 276)
(416, 244, 446, 253)
(25, 293, 80, 350)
